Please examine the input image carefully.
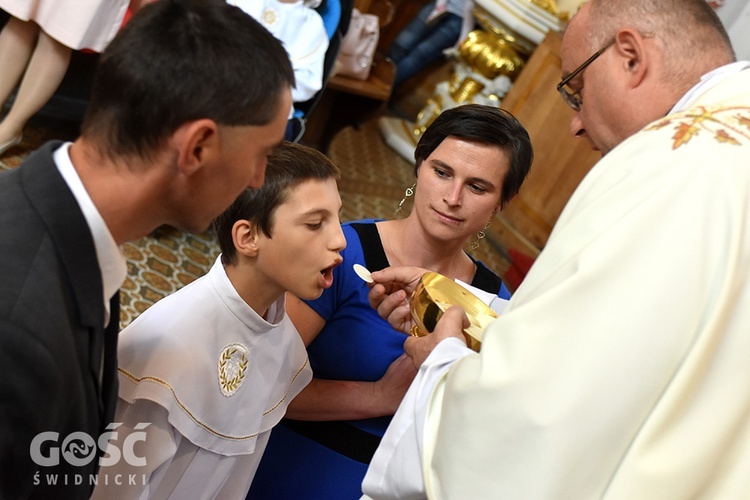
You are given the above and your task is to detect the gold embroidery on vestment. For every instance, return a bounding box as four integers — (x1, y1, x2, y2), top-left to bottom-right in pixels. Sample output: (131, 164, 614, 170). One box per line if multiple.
(647, 106, 750, 149)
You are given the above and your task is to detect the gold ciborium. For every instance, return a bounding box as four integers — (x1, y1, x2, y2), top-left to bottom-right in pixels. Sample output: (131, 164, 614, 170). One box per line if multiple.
(410, 272, 498, 352)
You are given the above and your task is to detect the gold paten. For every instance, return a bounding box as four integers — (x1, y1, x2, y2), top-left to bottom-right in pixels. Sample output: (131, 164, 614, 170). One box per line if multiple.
(410, 272, 498, 352)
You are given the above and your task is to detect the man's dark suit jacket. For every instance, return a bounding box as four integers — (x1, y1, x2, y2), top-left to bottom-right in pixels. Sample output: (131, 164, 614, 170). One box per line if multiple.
(0, 142, 120, 499)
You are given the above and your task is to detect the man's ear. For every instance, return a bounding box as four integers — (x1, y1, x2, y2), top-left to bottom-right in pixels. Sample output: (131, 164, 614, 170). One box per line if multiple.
(171, 119, 219, 177)
(232, 219, 260, 258)
(614, 29, 649, 88)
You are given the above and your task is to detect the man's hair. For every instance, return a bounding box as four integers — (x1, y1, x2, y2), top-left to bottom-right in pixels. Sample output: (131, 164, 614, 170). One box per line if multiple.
(413, 104, 533, 207)
(81, 0, 295, 160)
(215, 142, 341, 265)
(587, 0, 735, 80)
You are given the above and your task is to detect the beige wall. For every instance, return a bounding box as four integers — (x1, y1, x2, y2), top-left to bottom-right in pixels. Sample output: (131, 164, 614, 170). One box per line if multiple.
(715, 0, 750, 61)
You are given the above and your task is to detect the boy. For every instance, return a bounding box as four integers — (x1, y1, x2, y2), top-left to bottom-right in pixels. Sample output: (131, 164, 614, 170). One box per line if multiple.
(91, 142, 346, 499)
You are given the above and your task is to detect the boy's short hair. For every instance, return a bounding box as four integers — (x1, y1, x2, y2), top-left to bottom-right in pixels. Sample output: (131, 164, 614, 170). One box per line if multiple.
(82, 0, 295, 161)
(215, 142, 341, 265)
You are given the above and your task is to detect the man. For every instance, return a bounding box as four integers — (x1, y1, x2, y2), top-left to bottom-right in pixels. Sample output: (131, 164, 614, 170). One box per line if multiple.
(363, 0, 750, 498)
(0, 0, 293, 498)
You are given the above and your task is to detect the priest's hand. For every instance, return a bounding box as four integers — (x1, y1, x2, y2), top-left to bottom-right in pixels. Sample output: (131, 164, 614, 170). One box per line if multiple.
(368, 266, 428, 334)
(404, 306, 470, 368)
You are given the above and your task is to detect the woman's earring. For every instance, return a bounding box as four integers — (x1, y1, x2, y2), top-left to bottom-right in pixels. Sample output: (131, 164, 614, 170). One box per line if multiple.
(395, 183, 416, 215)
(470, 219, 492, 250)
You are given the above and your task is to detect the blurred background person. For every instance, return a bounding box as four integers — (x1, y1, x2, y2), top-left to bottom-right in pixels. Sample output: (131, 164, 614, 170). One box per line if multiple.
(387, 0, 471, 88)
(0, 0, 141, 155)
(229, 0, 329, 138)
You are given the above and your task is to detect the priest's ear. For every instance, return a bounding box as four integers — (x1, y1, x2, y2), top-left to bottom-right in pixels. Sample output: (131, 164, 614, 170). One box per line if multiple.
(613, 28, 650, 88)
(232, 220, 260, 258)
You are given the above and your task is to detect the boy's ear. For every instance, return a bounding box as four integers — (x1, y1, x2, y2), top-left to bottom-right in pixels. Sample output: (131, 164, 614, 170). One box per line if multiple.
(232, 219, 260, 258)
(171, 118, 219, 177)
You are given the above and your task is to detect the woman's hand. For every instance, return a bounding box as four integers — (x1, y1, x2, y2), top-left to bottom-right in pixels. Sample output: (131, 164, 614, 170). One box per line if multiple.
(372, 353, 418, 414)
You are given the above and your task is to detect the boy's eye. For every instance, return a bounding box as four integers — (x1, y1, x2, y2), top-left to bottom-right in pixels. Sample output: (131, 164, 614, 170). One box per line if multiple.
(469, 184, 487, 193)
(306, 222, 323, 230)
(434, 168, 449, 178)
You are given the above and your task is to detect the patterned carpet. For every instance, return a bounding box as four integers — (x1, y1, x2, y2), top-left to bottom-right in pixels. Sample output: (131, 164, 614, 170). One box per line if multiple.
(1, 116, 511, 328)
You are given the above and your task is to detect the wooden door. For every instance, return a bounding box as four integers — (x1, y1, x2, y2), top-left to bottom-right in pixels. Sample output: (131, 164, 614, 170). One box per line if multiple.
(492, 31, 602, 255)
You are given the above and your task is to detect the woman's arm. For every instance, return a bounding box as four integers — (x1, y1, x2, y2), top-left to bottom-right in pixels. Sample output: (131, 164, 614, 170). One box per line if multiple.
(284, 354, 416, 420)
(285, 295, 417, 420)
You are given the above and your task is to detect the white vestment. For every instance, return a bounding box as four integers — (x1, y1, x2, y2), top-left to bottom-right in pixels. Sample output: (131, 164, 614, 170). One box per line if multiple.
(92, 258, 312, 500)
(229, 0, 329, 116)
(363, 67, 750, 499)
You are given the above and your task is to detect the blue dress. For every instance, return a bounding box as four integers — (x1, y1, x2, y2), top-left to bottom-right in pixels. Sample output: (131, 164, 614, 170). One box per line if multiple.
(248, 220, 510, 499)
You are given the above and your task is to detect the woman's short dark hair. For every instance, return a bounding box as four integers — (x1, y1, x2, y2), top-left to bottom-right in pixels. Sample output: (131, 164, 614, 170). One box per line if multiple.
(82, 0, 295, 160)
(413, 104, 533, 207)
(214, 142, 341, 266)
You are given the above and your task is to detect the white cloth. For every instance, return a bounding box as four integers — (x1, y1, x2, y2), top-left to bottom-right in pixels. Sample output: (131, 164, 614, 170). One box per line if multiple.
(229, 0, 328, 116)
(92, 257, 312, 499)
(670, 61, 750, 114)
(455, 278, 509, 315)
(0, 0, 129, 52)
(53, 142, 126, 325)
(363, 67, 750, 499)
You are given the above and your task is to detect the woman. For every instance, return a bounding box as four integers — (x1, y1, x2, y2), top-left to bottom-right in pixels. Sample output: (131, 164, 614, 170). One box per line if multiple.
(248, 104, 533, 499)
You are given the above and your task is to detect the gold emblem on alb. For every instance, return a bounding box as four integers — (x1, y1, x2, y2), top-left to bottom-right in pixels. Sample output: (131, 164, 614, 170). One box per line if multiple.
(218, 343, 249, 396)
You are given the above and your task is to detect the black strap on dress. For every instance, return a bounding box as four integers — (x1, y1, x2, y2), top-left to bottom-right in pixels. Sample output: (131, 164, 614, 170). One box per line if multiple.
(350, 222, 389, 272)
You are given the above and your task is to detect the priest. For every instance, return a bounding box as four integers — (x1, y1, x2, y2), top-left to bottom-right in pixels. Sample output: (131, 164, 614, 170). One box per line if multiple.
(363, 0, 750, 497)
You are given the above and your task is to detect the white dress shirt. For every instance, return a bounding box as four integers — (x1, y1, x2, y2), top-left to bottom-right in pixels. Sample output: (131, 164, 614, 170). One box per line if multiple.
(53, 142, 126, 325)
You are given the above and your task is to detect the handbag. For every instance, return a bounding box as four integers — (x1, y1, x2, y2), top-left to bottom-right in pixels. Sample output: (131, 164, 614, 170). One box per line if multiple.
(335, 8, 380, 80)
